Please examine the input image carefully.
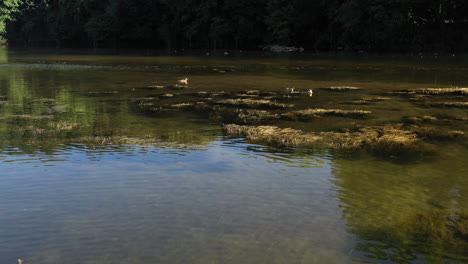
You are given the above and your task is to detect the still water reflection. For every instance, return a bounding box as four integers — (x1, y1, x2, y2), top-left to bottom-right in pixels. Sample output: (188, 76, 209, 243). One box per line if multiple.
(0, 48, 467, 263)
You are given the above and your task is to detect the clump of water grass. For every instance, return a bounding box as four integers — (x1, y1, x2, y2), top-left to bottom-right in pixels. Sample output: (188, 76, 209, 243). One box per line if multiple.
(235, 109, 280, 123)
(48, 121, 79, 131)
(9, 114, 55, 120)
(282, 108, 372, 120)
(33, 98, 56, 103)
(349, 97, 390, 105)
(130, 97, 157, 103)
(21, 126, 48, 136)
(87, 91, 119, 95)
(322, 86, 362, 91)
(224, 124, 322, 147)
(408, 94, 432, 102)
(224, 124, 426, 154)
(321, 124, 422, 153)
(244, 90, 260, 94)
(411, 126, 465, 140)
(427, 102, 468, 108)
(147, 103, 196, 112)
(168, 103, 194, 109)
(236, 94, 260, 98)
(74, 136, 161, 146)
(215, 98, 291, 109)
(404, 116, 439, 125)
(146, 85, 166, 89)
(408, 87, 468, 96)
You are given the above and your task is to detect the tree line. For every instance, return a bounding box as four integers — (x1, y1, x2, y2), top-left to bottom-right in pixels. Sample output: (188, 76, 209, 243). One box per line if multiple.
(1, 0, 468, 53)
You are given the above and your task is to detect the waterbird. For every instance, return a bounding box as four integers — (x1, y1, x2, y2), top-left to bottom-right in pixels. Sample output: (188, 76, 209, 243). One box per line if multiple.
(285, 87, 295, 94)
(18, 259, 24, 264)
(178, 78, 188, 85)
(308, 89, 314, 96)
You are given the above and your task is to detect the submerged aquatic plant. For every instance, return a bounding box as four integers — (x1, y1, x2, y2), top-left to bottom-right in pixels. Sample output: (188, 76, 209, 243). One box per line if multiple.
(322, 124, 421, 153)
(427, 102, 468, 108)
(411, 126, 465, 140)
(353, 209, 468, 262)
(349, 97, 390, 105)
(49, 121, 79, 131)
(282, 108, 372, 119)
(235, 109, 280, 123)
(215, 98, 291, 109)
(74, 136, 161, 146)
(322, 86, 362, 91)
(223, 124, 322, 147)
(224, 124, 427, 154)
(408, 87, 468, 96)
(9, 114, 55, 120)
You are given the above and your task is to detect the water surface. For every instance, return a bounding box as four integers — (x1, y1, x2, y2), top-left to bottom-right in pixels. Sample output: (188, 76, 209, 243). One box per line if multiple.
(0, 48, 467, 264)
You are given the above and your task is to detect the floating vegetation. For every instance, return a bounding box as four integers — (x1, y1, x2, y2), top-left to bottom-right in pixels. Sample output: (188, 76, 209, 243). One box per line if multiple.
(33, 98, 56, 103)
(48, 121, 79, 131)
(74, 136, 161, 146)
(448, 130, 465, 137)
(349, 97, 390, 105)
(322, 86, 362, 91)
(168, 103, 194, 109)
(9, 114, 55, 120)
(427, 102, 468, 108)
(224, 124, 428, 154)
(408, 87, 468, 96)
(146, 85, 166, 89)
(236, 93, 260, 98)
(404, 116, 439, 124)
(127, 87, 465, 156)
(215, 98, 291, 109)
(130, 97, 157, 103)
(148, 103, 195, 112)
(408, 95, 432, 101)
(321, 125, 424, 154)
(87, 91, 119, 95)
(235, 109, 280, 123)
(19, 122, 80, 137)
(244, 90, 260, 94)
(282, 108, 372, 119)
(224, 124, 322, 148)
(411, 126, 465, 140)
(21, 126, 48, 136)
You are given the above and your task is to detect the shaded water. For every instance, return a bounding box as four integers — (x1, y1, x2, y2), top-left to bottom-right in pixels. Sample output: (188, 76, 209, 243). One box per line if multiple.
(0, 48, 467, 264)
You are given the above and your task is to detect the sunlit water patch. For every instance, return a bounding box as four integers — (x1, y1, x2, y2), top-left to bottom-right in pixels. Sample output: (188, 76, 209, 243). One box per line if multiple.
(0, 142, 354, 264)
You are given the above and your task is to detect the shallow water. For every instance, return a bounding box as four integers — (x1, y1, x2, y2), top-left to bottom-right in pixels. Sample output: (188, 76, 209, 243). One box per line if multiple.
(0, 48, 467, 264)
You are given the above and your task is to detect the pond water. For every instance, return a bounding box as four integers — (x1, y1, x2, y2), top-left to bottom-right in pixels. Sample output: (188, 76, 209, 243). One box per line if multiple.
(0, 48, 467, 264)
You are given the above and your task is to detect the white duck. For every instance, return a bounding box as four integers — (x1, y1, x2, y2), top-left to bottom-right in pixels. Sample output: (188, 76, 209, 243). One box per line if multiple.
(178, 78, 188, 85)
(285, 87, 295, 94)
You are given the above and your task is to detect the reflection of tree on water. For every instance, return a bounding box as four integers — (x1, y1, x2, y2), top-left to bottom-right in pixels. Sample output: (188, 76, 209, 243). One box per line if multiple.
(0, 47, 7, 64)
(0, 66, 218, 154)
(331, 153, 468, 263)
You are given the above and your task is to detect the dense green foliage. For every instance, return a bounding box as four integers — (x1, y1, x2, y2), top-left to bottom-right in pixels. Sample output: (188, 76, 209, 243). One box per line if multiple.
(1, 0, 468, 52)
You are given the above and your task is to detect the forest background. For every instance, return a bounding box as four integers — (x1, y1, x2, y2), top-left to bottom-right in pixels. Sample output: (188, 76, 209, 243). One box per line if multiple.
(1, 0, 467, 53)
